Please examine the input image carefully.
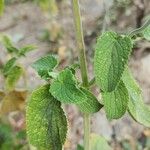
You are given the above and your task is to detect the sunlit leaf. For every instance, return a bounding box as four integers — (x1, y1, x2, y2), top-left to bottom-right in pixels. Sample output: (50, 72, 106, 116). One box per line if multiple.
(77, 88, 103, 113)
(122, 68, 150, 127)
(94, 31, 132, 92)
(32, 55, 58, 80)
(102, 81, 129, 119)
(26, 85, 67, 150)
(50, 69, 87, 104)
(50, 69, 102, 113)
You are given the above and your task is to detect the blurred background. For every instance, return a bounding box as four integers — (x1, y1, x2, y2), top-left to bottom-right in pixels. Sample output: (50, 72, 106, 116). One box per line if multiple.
(0, 0, 150, 149)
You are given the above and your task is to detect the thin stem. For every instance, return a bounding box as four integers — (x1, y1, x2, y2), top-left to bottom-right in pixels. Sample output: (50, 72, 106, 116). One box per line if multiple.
(71, 0, 90, 149)
(128, 18, 150, 37)
(83, 113, 90, 149)
(72, 0, 88, 87)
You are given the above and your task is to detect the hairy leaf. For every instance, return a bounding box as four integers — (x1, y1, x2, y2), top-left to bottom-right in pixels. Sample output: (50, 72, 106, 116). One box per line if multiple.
(5, 66, 23, 91)
(0, 90, 27, 115)
(122, 68, 150, 127)
(142, 25, 150, 41)
(94, 31, 132, 92)
(18, 45, 37, 57)
(50, 69, 102, 113)
(50, 69, 87, 104)
(1, 35, 19, 53)
(3, 57, 17, 76)
(0, 0, 4, 16)
(26, 85, 67, 150)
(32, 55, 57, 80)
(102, 81, 129, 119)
(90, 134, 112, 150)
(77, 88, 103, 113)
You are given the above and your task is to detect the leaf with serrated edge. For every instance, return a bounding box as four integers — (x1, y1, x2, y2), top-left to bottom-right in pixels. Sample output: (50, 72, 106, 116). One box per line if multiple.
(3, 57, 17, 76)
(26, 85, 67, 150)
(32, 55, 57, 80)
(5, 66, 23, 91)
(77, 88, 103, 113)
(90, 134, 112, 150)
(122, 68, 150, 127)
(102, 81, 129, 119)
(50, 69, 102, 113)
(142, 25, 150, 41)
(50, 69, 87, 104)
(94, 31, 132, 92)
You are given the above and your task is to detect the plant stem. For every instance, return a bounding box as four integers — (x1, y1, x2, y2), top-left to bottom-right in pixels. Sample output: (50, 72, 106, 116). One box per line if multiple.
(89, 77, 96, 87)
(128, 18, 150, 37)
(72, 0, 90, 149)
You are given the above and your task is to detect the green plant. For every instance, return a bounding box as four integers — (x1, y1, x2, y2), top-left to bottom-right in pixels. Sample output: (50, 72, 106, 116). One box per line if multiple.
(0, 0, 4, 16)
(26, 1, 150, 150)
(0, 35, 36, 114)
(34, 0, 58, 15)
(0, 123, 28, 150)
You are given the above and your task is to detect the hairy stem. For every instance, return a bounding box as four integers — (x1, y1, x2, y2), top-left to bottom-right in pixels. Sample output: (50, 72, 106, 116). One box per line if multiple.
(72, 0, 90, 149)
(128, 18, 150, 37)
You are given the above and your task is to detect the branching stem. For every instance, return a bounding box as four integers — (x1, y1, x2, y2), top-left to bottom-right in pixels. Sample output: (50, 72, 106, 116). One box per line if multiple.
(128, 18, 150, 37)
(72, 0, 90, 149)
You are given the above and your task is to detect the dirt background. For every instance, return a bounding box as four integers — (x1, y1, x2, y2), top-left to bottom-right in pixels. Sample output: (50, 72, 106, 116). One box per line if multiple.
(0, 0, 150, 149)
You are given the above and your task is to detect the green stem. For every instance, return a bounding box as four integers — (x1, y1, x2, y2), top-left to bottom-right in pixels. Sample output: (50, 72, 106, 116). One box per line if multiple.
(128, 18, 150, 37)
(89, 77, 96, 87)
(72, 0, 90, 149)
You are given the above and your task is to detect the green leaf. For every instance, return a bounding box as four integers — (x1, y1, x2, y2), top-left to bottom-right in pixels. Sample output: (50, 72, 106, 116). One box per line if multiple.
(122, 68, 150, 127)
(3, 57, 17, 76)
(38, 0, 58, 14)
(94, 31, 133, 92)
(32, 55, 58, 80)
(142, 25, 150, 41)
(0, 0, 4, 16)
(102, 81, 129, 119)
(77, 88, 103, 113)
(50, 69, 87, 104)
(18, 45, 37, 57)
(68, 63, 80, 74)
(5, 66, 23, 91)
(0, 35, 19, 53)
(26, 84, 67, 150)
(0, 123, 14, 150)
(50, 69, 102, 113)
(90, 134, 112, 150)
(77, 144, 84, 150)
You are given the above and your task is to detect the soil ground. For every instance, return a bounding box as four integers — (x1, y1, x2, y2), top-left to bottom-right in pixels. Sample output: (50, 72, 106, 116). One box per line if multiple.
(0, 0, 150, 149)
